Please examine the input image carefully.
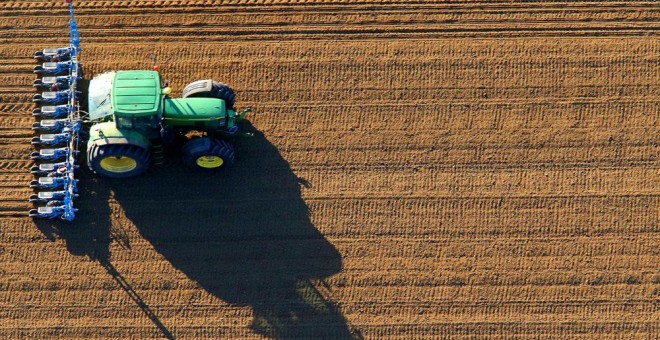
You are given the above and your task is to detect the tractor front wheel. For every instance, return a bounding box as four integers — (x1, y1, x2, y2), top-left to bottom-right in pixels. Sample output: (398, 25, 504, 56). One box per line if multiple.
(87, 142, 151, 178)
(182, 137, 235, 171)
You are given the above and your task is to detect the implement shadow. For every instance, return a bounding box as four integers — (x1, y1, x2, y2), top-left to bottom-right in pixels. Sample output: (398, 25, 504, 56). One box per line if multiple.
(38, 122, 358, 339)
(34, 158, 174, 339)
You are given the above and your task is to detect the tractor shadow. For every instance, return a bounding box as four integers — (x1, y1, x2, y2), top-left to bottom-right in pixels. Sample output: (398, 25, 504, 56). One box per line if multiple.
(36, 122, 359, 339)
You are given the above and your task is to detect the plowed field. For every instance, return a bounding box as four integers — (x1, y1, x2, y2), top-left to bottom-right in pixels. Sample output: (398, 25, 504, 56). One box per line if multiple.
(1, 1, 658, 339)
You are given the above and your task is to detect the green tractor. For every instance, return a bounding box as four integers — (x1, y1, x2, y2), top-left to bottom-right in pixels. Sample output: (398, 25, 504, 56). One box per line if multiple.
(86, 70, 251, 178)
(29, 0, 252, 220)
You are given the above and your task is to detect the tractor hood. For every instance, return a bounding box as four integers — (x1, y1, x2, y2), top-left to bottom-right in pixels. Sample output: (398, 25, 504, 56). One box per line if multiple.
(163, 98, 227, 126)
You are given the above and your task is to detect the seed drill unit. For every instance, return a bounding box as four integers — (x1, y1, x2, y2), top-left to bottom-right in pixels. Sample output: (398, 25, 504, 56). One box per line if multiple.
(29, 0, 250, 221)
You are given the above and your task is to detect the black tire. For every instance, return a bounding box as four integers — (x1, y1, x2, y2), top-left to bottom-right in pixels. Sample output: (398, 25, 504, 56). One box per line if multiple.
(182, 80, 235, 110)
(87, 142, 151, 178)
(181, 137, 235, 171)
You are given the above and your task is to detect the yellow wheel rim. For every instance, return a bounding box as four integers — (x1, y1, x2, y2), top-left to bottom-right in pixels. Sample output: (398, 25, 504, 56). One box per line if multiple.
(100, 156, 138, 173)
(196, 155, 224, 168)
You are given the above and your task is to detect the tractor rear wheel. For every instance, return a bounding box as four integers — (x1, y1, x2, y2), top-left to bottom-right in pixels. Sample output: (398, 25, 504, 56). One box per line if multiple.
(182, 137, 235, 171)
(182, 80, 235, 110)
(87, 142, 151, 178)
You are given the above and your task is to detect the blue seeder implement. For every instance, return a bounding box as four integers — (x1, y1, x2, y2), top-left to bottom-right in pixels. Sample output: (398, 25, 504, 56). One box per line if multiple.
(29, 0, 82, 221)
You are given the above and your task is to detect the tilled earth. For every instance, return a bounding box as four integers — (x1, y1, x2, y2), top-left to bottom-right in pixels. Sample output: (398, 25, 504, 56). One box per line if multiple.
(0, 1, 658, 339)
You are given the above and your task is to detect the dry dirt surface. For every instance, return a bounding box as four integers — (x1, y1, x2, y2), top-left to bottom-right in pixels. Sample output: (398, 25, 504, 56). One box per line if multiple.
(1, 1, 659, 339)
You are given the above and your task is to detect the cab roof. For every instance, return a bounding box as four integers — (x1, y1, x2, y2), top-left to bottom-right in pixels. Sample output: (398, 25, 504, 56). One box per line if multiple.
(112, 70, 162, 117)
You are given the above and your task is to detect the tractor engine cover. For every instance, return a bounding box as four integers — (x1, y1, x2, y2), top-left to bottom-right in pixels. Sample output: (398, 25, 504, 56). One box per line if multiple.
(162, 98, 227, 130)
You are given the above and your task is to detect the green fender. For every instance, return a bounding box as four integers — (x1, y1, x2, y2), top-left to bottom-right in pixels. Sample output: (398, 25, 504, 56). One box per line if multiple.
(87, 122, 151, 150)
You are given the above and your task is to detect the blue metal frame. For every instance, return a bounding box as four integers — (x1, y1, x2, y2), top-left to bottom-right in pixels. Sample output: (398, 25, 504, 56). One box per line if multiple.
(29, 0, 81, 221)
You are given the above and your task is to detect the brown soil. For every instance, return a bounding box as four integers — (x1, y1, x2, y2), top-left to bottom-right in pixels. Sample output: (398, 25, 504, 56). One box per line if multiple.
(0, 1, 658, 339)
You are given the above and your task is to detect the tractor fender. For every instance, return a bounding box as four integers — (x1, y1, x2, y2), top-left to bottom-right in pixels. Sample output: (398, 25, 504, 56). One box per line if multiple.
(87, 122, 151, 150)
(182, 79, 213, 98)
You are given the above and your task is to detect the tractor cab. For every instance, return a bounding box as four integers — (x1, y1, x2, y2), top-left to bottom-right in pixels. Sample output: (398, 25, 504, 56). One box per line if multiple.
(88, 70, 163, 138)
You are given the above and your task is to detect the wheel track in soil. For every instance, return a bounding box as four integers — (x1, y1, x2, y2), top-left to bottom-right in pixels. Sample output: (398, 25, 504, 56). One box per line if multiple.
(0, 2, 657, 42)
(0, 1, 658, 339)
